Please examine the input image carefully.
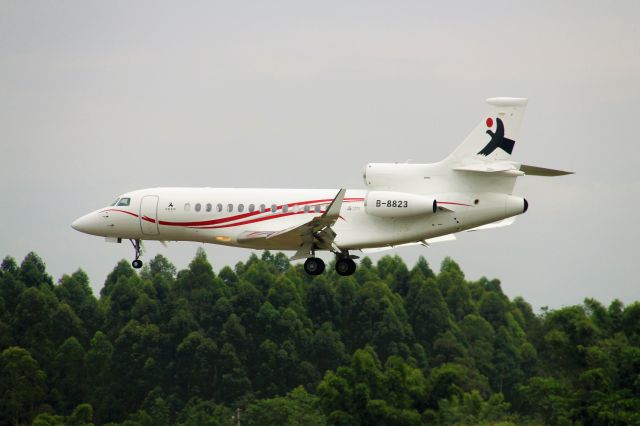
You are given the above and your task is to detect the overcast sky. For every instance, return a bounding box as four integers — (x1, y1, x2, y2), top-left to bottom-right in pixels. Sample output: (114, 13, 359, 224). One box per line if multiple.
(1, 1, 639, 310)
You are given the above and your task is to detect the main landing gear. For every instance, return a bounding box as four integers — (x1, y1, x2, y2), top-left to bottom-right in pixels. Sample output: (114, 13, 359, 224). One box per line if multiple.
(304, 257, 325, 275)
(130, 239, 143, 269)
(303, 252, 358, 276)
(335, 257, 357, 276)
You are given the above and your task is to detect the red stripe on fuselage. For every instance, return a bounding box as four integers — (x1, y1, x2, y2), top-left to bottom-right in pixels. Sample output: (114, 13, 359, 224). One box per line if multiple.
(191, 211, 305, 229)
(437, 201, 473, 207)
(101, 198, 364, 228)
(100, 209, 139, 218)
(158, 198, 334, 227)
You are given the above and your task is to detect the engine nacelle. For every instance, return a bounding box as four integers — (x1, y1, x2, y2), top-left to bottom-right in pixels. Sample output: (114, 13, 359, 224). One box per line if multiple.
(363, 163, 427, 189)
(365, 191, 437, 218)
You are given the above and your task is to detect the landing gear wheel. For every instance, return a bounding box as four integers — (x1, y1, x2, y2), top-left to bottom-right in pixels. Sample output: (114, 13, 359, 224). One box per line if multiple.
(336, 258, 356, 276)
(304, 257, 325, 275)
(129, 239, 143, 269)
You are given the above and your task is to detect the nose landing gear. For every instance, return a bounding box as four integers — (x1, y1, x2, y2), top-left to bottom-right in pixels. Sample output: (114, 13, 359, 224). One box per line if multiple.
(130, 239, 143, 269)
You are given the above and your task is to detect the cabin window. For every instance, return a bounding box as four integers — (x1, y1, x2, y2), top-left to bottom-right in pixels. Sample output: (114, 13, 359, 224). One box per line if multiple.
(271, 204, 277, 213)
(195, 203, 202, 212)
(227, 204, 234, 212)
(117, 198, 131, 207)
(238, 204, 245, 212)
(217, 203, 223, 212)
(248, 204, 255, 212)
(282, 204, 289, 213)
(304, 205, 310, 213)
(260, 204, 266, 213)
(184, 203, 191, 211)
(206, 203, 212, 212)
(315, 205, 321, 213)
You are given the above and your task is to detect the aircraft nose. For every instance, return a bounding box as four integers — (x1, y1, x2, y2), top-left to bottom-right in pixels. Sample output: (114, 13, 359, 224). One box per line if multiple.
(72, 213, 99, 234)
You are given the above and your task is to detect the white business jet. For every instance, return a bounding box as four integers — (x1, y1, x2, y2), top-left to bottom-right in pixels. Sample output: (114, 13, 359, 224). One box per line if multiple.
(72, 98, 571, 276)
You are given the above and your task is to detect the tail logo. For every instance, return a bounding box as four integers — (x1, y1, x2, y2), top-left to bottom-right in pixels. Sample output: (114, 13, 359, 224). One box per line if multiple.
(477, 117, 515, 156)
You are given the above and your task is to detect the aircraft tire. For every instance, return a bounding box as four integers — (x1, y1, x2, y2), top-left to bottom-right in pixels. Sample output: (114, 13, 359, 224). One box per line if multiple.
(132, 259, 143, 269)
(304, 257, 325, 275)
(336, 258, 356, 276)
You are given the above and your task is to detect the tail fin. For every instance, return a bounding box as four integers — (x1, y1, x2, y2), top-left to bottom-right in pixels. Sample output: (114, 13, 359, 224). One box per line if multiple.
(444, 97, 528, 164)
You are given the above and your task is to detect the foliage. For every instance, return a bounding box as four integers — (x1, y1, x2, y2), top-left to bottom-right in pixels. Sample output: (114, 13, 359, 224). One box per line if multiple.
(0, 251, 639, 425)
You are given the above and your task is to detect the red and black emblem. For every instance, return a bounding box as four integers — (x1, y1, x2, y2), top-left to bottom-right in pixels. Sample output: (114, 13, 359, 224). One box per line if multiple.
(477, 117, 515, 156)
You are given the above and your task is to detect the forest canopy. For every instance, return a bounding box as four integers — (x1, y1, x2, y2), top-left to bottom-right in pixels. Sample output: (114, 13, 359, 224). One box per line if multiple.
(1, 250, 639, 425)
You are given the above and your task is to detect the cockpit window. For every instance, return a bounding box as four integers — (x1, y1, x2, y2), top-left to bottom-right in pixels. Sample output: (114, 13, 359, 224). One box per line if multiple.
(117, 198, 131, 207)
(110, 198, 120, 206)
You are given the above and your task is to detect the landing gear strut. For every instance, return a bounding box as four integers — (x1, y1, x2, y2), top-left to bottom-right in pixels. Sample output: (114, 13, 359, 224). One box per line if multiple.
(130, 239, 143, 269)
(304, 257, 325, 275)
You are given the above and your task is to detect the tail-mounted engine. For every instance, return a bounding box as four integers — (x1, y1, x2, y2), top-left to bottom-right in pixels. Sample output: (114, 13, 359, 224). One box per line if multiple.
(364, 191, 437, 218)
(363, 163, 426, 189)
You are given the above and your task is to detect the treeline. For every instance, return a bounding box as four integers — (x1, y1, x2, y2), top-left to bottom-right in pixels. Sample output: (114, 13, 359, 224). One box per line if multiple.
(1, 250, 639, 425)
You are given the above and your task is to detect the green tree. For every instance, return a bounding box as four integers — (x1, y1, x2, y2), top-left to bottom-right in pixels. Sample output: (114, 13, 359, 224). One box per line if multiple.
(51, 336, 87, 413)
(105, 274, 143, 333)
(349, 281, 412, 359)
(411, 256, 435, 279)
(378, 255, 410, 297)
(305, 276, 339, 326)
(86, 331, 114, 424)
(19, 252, 53, 289)
(175, 398, 232, 426)
(519, 376, 572, 425)
(55, 270, 103, 338)
(446, 281, 475, 321)
(0, 346, 47, 425)
(102, 259, 135, 298)
(217, 342, 251, 403)
(176, 331, 218, 398)
(437, 257, 465, 297)
(312, 322, 348, 374)
(245, 386, 327, 426)
(459, 314, 496, 378)
(13, 286, 57, 364)
(478, 291, 508, 329)
(50, 303, 87, 346)
(112, 321, 162, 415)
(405, 278, 451, 350)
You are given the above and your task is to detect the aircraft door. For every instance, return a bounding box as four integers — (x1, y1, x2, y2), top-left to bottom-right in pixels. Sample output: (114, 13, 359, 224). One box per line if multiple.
(140, 195, 160, 235)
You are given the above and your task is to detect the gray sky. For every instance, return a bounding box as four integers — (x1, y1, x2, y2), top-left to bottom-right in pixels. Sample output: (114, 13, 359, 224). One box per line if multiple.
(1, 1, 639, 310)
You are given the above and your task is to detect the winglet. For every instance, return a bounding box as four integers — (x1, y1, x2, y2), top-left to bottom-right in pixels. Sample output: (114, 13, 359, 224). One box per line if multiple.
(323, 188, 346, 219)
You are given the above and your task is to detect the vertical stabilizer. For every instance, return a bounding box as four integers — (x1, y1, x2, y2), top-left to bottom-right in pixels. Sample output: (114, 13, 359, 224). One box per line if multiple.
(444, 97, 528, 165)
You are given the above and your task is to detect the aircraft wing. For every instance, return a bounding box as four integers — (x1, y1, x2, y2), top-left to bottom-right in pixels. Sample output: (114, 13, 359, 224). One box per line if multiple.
(467, 217, 516, 231)
(237, 189, 347, 260)
(360, 234, 457, 254)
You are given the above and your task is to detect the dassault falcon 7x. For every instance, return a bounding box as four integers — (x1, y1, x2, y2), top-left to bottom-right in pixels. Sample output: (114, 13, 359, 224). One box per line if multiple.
(72, 98, 572, 276)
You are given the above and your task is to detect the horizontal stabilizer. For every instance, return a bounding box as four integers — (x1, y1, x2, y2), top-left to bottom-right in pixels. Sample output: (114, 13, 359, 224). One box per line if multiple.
(520, 164, 573, 176)
(454, 161, 523, 176)
(455, 163, 516, 172)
